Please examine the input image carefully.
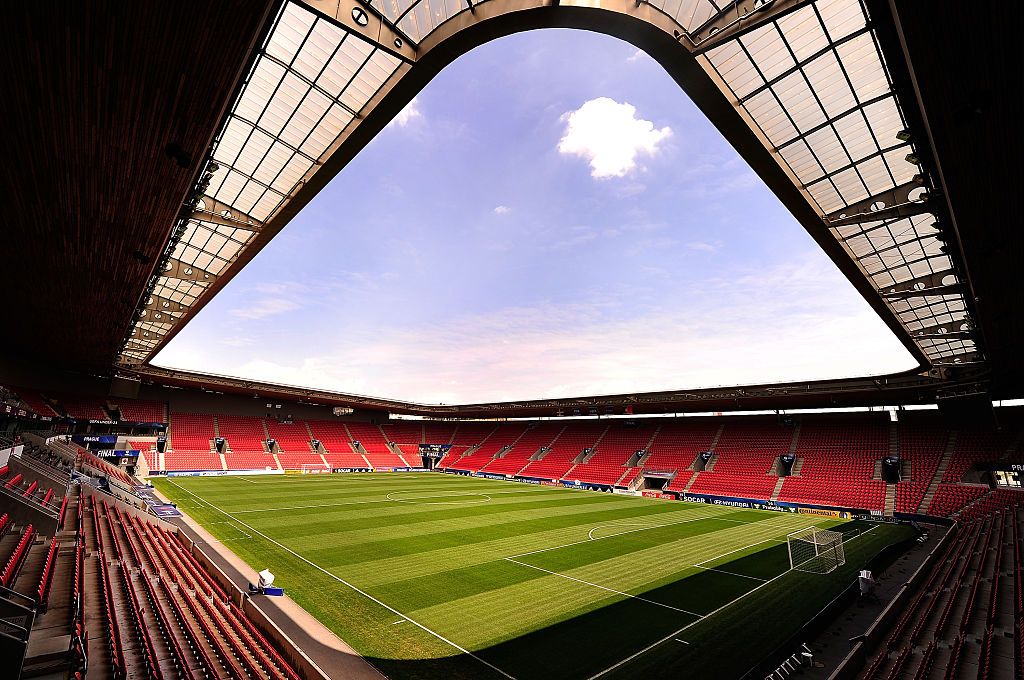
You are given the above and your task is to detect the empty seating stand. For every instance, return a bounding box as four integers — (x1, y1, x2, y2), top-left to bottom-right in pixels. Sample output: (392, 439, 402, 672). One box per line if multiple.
(219, 415, 277, 471)
(777, 421, 888, 510)
(860, 502, 1024, 680)
(266, 420, 320, 470)
(116, 399, 167, 423)
(644, 422, 719, 472)
(446, 423, 530, 472)
(307, 420, 370, 469)
(680, 422, 793, 498)
(568, 424, 654, 485)
(166, 413, 221, 471)
(347, 423, 406, 468)
(79, 496, 303, 680)
(520, 424, 605, 480)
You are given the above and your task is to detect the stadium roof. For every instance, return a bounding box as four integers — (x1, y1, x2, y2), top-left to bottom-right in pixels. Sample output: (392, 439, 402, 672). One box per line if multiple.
(4, 0, 1021, 415)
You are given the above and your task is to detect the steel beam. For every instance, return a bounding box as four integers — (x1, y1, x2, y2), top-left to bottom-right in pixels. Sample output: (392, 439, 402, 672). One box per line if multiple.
(879, 270, 956, 297)
(161, 258, 218, 283)
(882, 284, 960, 300)
(297, 0, 418, 62)
(690, 0, 815, 54)
(143, 294, 189, 314)
(912, 318, 972, 335)
(826, 179, 932, 226)
(192, 195, 263, 232)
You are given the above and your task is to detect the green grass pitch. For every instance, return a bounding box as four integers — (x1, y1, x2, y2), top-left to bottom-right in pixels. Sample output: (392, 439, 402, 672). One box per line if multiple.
(152, 472, 913, 680)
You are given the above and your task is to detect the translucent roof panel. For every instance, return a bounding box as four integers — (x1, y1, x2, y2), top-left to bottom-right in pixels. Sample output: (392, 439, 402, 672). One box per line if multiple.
(121, 0, 981, 372)
(120, 0, 403, 367)
(698, 0, 979, 365)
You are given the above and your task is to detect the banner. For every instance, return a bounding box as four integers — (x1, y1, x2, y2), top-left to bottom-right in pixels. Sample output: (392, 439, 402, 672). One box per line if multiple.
(642, 490, 675, 500)
(797, 507, 848, 519)
(73, 434, 118, 445)
(97, 449, 140, 459)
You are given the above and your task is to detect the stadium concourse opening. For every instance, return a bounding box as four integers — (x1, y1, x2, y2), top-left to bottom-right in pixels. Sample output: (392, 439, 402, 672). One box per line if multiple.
(3, 1, 1023, 680)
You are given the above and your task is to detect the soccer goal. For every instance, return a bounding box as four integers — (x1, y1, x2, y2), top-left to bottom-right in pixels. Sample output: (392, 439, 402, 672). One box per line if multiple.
(787, 527, 846, 574)
(300, 464, 329, 475)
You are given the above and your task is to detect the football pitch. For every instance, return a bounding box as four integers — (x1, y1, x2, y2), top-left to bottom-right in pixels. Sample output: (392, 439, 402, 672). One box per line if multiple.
(152, 473, 913, 680)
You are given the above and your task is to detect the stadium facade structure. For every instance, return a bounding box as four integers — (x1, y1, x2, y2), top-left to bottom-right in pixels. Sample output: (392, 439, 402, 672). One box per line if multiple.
(2, 0, 1021, 419)
(3, 3, 1023, 679)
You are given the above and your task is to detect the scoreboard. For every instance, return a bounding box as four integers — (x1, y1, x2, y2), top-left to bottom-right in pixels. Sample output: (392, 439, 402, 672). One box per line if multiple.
(419, 444, 452, 458)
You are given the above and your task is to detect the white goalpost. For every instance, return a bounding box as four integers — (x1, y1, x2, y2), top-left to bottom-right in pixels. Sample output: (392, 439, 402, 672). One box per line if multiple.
(787, 527, 846, 574)
(300, 464, 329, 474)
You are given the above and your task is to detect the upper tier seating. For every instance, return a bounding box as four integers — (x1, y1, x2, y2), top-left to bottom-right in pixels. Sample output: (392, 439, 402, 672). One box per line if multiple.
(680, 422, 793, 497)
(520, 423, 607, 480)
(53, 394, 109, 420)
(116, 399, 167, 423)
(424, 422, 459, 444)
(777, 421, 888, 510)
(346, 423, 407, 468)
(482, 423, 564, 476)
(166, 412, 220, 471)
(266, 420, 321, 470)
(379, 422, 424, 458)
(644, 422, 720, 471)
(445, 423, 530, 472)
(306, 420, 370, 469)
(13, 390, 60, 417)
(943, 428, 1021, 483)
(169, 412, 216, 450)
(568, 424, 655, 485)
(895, 424, 949, 513)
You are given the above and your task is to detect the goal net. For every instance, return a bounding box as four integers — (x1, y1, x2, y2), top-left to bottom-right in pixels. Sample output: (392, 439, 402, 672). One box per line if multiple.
(787, 527, 845, 574)
(300, 464, 329, 474)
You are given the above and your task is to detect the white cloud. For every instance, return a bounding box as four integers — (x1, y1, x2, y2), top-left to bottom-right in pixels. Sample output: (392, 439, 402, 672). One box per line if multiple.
(626, 49, 645, 63)
(229, 298, 301, 320)
(686, 240, 720, 253)
(558, 97, 672, 179)
(392, 97, 422, 127)
(493, 205, 511, 215)
(156, 256, 917, 404)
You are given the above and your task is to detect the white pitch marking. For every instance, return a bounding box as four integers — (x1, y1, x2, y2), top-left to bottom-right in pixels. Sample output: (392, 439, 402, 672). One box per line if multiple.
(587, 523, 654, 541)
(692, 566, 767, 582)
(586, 525, 880, 679)
(166, 479, 519, 680)
(504, 557, 704, 618)
(674, 639, 689, 644)
(386, 491, 492, 505)
(693, 536, 784, 567)
(230, 487, 555, 514)
(508, 511, 748, 560)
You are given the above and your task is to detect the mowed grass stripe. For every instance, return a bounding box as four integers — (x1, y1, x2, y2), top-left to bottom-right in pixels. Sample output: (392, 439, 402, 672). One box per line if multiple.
(331, 508, 738, 587)
(264, 501, 712, 561)
(402, 515, 818, 639)
(293, 505, 732, 568)
(153, 474, 914, 680)
(158, 476, 517, 679)
(367, 515, 742, 612)
(245, 492, 645, 537)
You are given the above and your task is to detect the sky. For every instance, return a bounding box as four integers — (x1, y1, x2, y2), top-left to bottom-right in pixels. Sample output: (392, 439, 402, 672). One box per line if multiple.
(153, 28, 918, 404)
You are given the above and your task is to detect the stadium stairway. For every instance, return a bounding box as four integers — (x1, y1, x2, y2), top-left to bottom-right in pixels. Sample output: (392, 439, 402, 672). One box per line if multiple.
(917, 432, 957, 513)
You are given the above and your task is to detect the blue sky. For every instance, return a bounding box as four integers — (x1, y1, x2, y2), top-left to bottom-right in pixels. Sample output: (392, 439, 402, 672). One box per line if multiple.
(154, 28, 916, 404)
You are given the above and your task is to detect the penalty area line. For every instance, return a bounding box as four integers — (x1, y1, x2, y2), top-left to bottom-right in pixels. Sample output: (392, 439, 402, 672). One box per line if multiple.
(586, 524, 881, 679)
(504, 557, 703, 618)
(165, 478, 518, 680)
